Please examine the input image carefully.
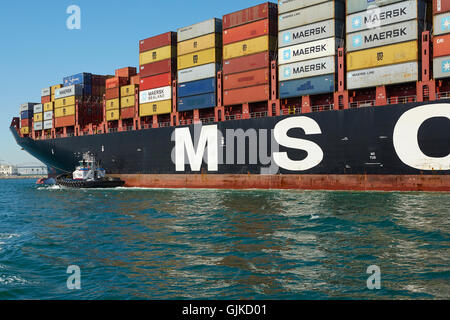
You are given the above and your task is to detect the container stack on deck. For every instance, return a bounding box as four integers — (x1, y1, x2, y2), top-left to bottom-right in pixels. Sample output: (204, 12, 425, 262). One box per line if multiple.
(33, 103, 43, 132)
(433, 0, 450, 83)
(278, 0, 344, 110)
(19, 103, 36, 136)
(222, 2, 278, 117)
(177, 19, 222, 123)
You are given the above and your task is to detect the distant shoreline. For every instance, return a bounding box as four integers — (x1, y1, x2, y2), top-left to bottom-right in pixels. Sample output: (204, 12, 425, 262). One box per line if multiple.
(0, 175, 47, 180)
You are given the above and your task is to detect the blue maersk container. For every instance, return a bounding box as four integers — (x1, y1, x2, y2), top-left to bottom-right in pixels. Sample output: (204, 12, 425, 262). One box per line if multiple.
(177, 78, 216, 98)
(63, 73, 92, 87)
(178, 92, 216, 112)
(279, 74, 335, 99)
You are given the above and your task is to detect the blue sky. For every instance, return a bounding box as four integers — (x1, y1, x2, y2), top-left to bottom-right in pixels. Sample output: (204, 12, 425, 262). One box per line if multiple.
(0, 0, 275, 165)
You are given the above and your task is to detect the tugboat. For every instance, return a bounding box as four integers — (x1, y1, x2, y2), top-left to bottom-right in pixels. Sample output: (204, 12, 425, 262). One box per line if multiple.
(56, 153, 125, 188)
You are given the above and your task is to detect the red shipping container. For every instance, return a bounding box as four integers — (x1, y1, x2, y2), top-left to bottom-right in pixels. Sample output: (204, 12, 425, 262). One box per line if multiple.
(140, 73, 173, 91)
(139, 31, 177, 53)
(223, 68, 270, 90)
(223, 84, 270, 105)
(139, 59, 176, 78)
(21, 119, 31, 127)
(106, 77, 128, 89)
(41, 96, 51, 104)
(115, 67, 137, 78)
(223, 51, 271, 75)
(55, 115, 76, 128)
(223, 2, 278, 30)
(433, 34, 450, 57)
(223, 19, 277, 45)
(121, 107, 135, 119)
(434, 0, 450, 14)
(106, 87, 120, 100)
(130, 75, 140, 85)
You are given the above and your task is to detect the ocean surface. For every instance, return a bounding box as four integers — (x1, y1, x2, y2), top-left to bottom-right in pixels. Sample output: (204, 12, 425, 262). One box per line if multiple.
(0, 179, 448, 300)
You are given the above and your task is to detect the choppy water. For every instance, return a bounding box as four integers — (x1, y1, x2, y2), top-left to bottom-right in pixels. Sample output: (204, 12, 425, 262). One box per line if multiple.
(0, 179, 448, 299)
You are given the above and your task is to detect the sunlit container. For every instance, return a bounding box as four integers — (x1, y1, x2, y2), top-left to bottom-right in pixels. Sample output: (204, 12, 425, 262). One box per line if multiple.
(54, 85, 83, 99)
(55, 106, 75, 118)
(130, 75, 140, 86)
(346, 0, 403, 15)
(121, 84, 138, 97)
(139, 73, 172, 91)
(279, 1, 345, 31)
(106, 88, 120, 100)
(224, 19, 277, 45)
(178, 33, 222, 55)
(223, 51, 271, 75)
(347, 61, 419, 89)
(223, 68, 270, 90)
(140, 100, 172, 116)
(44, 102, 54, 112)
(33, 104, 43, 113)
(106, 110, 120, 121)
(20, 119, 31, 127)
(54, 115, 75, 128)
(177, 18, 222, 42)
(44, 111, 53, 121)
(41, 96, 51, 104)
(178, 78, 216, 98)
(34, 122, 43, 131)
(279, 19, 344, 48)
(51, 84, 62, 94)
(346, 1, 423, 34)
(20, 103, 36, 112)
(139, 59, 176, 78)
(223, 2, 277, 30)
(434, 0, 450, 14)
(279, 74, 335, 98)
(178, 93, 216, 111)
(279, 56, 335, 81)
(20, 127, 30, 135)
(41, 88, 51, 97)
(139, 46, 177, 65)
(63, 73, 92, 87)
(433, 34, 450, 57)
(140, 32, 177, 53)
(43, 120, 53, 130)
(115, 67, 137, 78)
(178, 63, 219, 83)
(346, 20, 419, 52)
(279, 37, 340, 65)
(224, 84, 270, 105)
(106, 99, 120, 111)
(223, 36, 276, 60)
(121, 95, 136, 108)
(34, 113, 43, 122)
(433, 55, 450, 78)
(140, 86, 172, 104)
(347, 40, 418, 71)
(106, 77, 128, 89)
(177, 48, 221, 70)
(55, 96, 76, 109)
(121, 107, 135, 119)
(278, 0, 328, 14)
(433, 12, 450, 36)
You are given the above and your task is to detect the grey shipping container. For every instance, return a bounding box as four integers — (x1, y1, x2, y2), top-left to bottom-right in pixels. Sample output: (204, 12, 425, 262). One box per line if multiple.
(44, 111, 53, 121)
(346, 20, 419, 52)
(43, 120, 53, 130)
(433, 12, 450, 36)
(279, 19, 344, 48)
(54, 84, 83, 99)
(34, 122, 43, 131)
(278, 0, 331, 14)
(20, 103, 37, 113)
(279, 56, 336, 81)
(346, 0, 404, 15)
(279, 37, 342, 65)
(433, 55, 450, 79)
(177, 18, 222, 42)
(33, 104, 43, 113)
(178, 63, 219, 84)
(41, 87, 51, 97)
(279, 1, 345, 31)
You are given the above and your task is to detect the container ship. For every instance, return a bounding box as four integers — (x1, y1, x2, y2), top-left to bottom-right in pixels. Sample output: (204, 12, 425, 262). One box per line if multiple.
(10, 0, 450, 191)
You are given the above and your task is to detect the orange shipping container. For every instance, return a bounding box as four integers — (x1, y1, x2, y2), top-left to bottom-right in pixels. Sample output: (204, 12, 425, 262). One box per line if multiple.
(130, 75, 140, 85)
(121, 107, 135, 119)
(106, 77, 128, 89)
(223, 19, 277, 45)
(54, 115, 76, 128)
(115, 67, 137, 78)
(223, 84, 270, 105)
(41, 96, 51, 104)
(433, 34, 450, 58)
(223, 68, 270, 90)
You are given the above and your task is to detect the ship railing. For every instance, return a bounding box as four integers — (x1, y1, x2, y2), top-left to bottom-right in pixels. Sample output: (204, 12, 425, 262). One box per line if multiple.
(250, 111, 268, 118)
(158, 122, 170, 128)
(225, 114, 243, 121)
(67, 133, 75, 137)
(312, 104, 335, 113)
(387, 95, 417, 105)
(437, 91, 450, 100)
(124, 126, 134, 131)
(280, 108, 301, 116)
(141, 124, 151, 129)
(179, 119, 193, 126)
(200, 117, 216, 124)
(349, 100, 375, 108)
(108, 128, 118, 133)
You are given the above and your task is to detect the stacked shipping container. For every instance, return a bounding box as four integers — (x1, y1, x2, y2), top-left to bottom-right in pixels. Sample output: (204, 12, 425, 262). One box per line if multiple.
(41, 87, 53, 130)
(222, 2, 278, 106)
(278, 0, 345, 98)
(33, 104, 43, 131)
(139, 32, 177, 117)
(19, 103, 36, 135)
(120, 84, 138, 119)
(433, 0, 450, 79)
(346, 0, 425, 89)
(177, 19, 222, 111)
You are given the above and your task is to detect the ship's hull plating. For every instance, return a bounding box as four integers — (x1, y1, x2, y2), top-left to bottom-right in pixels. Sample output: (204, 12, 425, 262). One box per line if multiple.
(11, 101, 450, 191)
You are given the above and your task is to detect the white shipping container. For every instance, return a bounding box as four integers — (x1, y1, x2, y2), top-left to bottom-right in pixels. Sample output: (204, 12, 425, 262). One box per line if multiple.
(346, 1, 419, 34)
(54, 84, 83, 99)
(178, 63, 218, 83)
(34, 122, 43, 131)
(177, 18, 222, 42)
(347, 61, 418, 90)
(433, 12, 450, 36)
(278, 0, 329, 14)
(43, 120, 53, 130)
(278, 1, 345, 31)
(279, 37, 340, 65)
(279, 56, 336, 81)
(41, 87, 51, 97)
(44, 111, 53, 121)
(279, 19, 344, 48)
(20, 103, 37, 112)
(33, 104, 43, 114)
(433, 55, 450, 79)
(346, 0, 403, 15)
(346, 20, 418, 52)
(140, 86, 172, 104)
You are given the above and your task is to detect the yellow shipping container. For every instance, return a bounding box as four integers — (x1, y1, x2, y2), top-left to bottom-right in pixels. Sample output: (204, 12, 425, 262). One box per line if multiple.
(347, 41, 418, 71)
(121, 84, 138, 97)
(34, 113, 43, 122)
(55, 105, 75, 118)
(44, 102, 54, 112)
(223, 35, 276, 60)
(178, 33, 222, 56)
(140, 100, 172, 116)
(106, 98, 120, 111)
(55, 96, 76, 109)
(21, 127, 29, 135)
(51, 94, 55, 101)
(51, 84, 62, 94)
(139, 45, 177, 65)
(178, 48, 221, 70)
(121, 95, 136, 108)
(106, 109, 120, 121)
